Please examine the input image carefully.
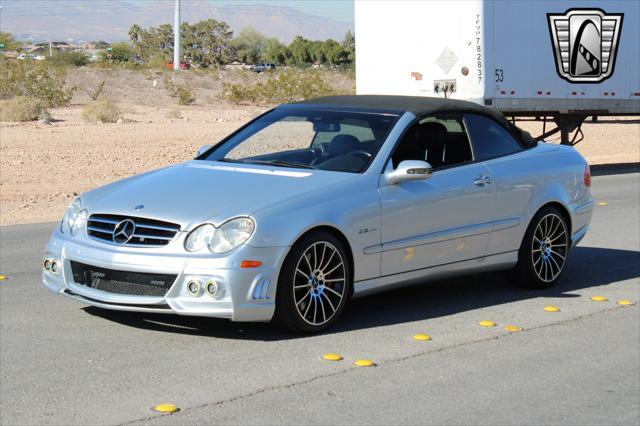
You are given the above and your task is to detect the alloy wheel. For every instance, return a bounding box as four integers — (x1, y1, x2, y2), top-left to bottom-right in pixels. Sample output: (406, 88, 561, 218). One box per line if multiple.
(531, 213, 568, 282)
(293, 241, 346, 326)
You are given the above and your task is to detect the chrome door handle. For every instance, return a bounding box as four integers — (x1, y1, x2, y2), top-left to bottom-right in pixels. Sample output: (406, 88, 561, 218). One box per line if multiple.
(473, 175, 492, 186)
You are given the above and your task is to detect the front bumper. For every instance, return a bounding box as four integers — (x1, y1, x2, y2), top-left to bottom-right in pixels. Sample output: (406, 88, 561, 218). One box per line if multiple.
(42, 228, 290, 322)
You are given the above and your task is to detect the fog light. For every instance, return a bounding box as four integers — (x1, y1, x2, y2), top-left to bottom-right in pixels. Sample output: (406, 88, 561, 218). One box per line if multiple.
(187, 280, 201, 296)
(43, 259, 52, 271)
(205, 280, 225, 299)
(50, 261, 58, 274)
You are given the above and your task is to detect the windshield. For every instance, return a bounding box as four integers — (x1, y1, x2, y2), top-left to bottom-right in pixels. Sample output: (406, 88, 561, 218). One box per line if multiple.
(202, 107, 400, 173)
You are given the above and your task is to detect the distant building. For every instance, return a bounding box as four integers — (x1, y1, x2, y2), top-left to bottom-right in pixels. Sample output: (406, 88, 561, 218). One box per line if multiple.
(24, 41, 75, 56)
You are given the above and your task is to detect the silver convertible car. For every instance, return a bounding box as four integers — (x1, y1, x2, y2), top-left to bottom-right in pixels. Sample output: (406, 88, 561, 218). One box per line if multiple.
(43, 96, 594, 333)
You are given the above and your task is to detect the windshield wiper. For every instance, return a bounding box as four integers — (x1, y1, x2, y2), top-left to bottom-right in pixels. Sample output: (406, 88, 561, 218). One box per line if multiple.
(229, 159, 316, 169)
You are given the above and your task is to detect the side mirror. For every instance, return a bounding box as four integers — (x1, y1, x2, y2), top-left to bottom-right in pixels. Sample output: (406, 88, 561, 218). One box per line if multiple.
(195, 144, 213, 158)
(384, 160, 433, 185)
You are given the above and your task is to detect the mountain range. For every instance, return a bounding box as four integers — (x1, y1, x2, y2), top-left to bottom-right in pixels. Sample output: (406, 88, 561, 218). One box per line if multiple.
(0, 0, 354, 43)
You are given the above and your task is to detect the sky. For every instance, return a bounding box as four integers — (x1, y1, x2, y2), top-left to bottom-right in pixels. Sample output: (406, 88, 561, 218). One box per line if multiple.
(153, 0, 354, 23)
(0, 0, 355, 42)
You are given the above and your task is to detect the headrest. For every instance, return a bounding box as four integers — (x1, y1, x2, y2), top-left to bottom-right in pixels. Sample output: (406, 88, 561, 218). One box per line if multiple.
(328, 134, 360, 156)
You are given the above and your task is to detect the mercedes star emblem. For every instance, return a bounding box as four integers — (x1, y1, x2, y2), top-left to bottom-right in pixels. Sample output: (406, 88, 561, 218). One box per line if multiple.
(112, 219, 136, 244)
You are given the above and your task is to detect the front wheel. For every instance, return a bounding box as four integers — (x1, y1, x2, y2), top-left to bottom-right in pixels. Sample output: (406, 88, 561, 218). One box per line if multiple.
(273, 232, 350, 334)
(511, 206, 570, 289)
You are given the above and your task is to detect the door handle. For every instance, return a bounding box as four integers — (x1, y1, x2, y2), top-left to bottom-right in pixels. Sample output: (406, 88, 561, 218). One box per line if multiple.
(473, 175, 492, 186)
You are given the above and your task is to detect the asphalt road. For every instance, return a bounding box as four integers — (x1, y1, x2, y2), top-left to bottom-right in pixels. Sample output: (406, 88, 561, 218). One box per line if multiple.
(1, 173, 639, 426)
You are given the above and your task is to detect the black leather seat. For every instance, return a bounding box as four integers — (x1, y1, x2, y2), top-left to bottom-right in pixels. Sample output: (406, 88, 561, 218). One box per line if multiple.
(328, 134, 361, 157)
(416, 122, 447, 168)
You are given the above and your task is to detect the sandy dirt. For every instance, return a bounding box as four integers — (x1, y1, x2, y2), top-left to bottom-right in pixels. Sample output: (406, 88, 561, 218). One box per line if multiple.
(0, 69, 638, 225)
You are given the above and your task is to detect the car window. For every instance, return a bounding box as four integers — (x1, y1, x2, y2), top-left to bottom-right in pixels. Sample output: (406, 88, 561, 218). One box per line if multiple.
(391, 113, 473, 169)
(312, 119, 376, 145)
(204, 108, 399, 173)
(464, 114, 522, 161)
(225, 116, 314, 160)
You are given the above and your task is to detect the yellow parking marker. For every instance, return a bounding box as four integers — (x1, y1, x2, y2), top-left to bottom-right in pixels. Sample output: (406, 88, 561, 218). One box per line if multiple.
(354, 359, 376, 367)
(591, 296, 608, 302)
(617, 299, 634, 306)
(152, 404, 179, 413)
(0, 275, 7, 281)
(543, 305, 561, 312)
(504, 325, 523, 333)
(478, 320, 496, 327)
(597, 202, 608, 206)
(322, 353, 343, 361)
(413, 334, 431, 341)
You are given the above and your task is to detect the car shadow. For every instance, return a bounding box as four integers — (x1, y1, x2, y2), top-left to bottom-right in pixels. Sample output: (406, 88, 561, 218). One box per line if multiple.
(83, 246, 640, 341)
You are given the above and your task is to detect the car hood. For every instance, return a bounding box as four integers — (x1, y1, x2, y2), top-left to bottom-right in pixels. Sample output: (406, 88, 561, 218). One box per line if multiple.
(85, 161, 356, 229)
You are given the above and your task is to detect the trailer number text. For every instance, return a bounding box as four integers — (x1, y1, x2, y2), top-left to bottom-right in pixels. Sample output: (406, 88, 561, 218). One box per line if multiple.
(475, 14, 483, 83)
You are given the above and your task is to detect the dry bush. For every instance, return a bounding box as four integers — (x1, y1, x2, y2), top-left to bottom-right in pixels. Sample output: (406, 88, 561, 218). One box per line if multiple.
(83, 80, 106, 101)
(0, 96, 50, 122)
(81, 99, 122, 123)
(221, 69, 347, 105)
(0, 59, 75, 107)
(165, 106, 182, 119)
(162, 74, 196, 105)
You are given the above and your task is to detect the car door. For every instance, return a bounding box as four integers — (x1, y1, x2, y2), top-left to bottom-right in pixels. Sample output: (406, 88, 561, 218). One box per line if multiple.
(377, 114, 496, 277)
(463, 113, 535, 256)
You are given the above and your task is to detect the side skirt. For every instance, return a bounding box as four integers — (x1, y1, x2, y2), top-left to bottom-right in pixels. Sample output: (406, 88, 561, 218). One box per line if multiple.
(352, 251, 518, 298)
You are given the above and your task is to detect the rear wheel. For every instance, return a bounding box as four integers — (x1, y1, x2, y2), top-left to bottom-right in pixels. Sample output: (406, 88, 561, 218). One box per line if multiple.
(273, 231, 350, 334)
(511, 206, 569, 288)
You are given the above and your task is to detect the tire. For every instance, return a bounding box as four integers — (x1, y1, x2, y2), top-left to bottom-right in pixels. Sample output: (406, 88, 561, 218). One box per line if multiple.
(273, 231, 351, 334)
(511, 206, 570, 289)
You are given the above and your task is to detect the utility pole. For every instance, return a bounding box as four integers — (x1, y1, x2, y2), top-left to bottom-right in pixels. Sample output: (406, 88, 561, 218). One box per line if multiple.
(173, 0, 181, 71)
(49, 39, 53, 57)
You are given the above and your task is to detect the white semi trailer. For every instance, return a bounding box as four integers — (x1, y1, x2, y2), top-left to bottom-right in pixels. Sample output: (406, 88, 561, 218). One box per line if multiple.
(355, 0, 640, 144)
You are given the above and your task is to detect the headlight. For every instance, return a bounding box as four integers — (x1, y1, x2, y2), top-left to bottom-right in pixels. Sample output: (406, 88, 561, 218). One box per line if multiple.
(61, 198, 88, 235)
(209, 218, 255, 253)
(184, 218, 255, 254)
(184, 223, 215, 252)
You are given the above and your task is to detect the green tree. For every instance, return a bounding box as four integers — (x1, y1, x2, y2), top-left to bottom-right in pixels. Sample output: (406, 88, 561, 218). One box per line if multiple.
(181, 19, 233, 67)
(231, 27, 267, 64)
(92, 40, 110, 49)
(0, 32, 21, 50)
(51, 50, 90, 67)
(102, 42, 134, 62)
(323, 39, 345, 65)
(309, 40, 326, 64)
(288, 36, 311, 66)
(342, 31, 355, 63)
(128, 23, 173, 62)
(261, 38, 288, 64)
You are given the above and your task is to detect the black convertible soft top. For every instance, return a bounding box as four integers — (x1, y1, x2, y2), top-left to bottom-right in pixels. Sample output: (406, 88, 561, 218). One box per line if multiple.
(294, 95, 537, 148)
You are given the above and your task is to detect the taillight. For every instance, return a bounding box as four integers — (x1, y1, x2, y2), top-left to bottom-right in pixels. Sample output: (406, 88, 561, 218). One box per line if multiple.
(584, 164, 591, 187)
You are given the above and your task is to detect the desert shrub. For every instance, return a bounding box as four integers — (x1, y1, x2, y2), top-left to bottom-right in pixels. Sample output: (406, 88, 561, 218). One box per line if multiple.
(0, 96, 49, 122)
(83, 80, 106, 101)
(162, 74, 196, 105)
(165, 106, 182, 119)
(99, 42, 135, 63)
(81, 99, 121, 123)
(0, 59, 75, 107)
(221, 69, 338, 105)
(176, 85, 196, 105)
(148, 54, 166, 69)
(51, 51, 90, 67)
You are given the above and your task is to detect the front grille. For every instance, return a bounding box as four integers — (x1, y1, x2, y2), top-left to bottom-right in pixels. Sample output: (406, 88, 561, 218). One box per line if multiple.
(87, 214, 180, 247)
(70, 261, 177, 297)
